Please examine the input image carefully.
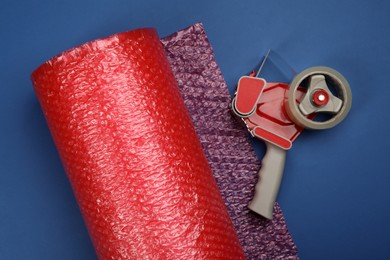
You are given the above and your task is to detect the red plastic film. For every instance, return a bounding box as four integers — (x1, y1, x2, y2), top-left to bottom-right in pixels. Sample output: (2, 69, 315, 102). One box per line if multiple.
(32, 28, 244, 259)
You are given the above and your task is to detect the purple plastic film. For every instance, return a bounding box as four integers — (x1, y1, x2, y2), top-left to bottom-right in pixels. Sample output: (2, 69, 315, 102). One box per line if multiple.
(162, 23, 298, 259)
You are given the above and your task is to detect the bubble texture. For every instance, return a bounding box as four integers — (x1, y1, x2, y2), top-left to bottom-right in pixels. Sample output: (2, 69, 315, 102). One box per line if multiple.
(161, 23, 298, 259)
(32, 28, 244, 259)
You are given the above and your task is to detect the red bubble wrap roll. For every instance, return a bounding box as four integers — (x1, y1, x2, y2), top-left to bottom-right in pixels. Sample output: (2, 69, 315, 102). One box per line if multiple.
(32, 28, 244, 259)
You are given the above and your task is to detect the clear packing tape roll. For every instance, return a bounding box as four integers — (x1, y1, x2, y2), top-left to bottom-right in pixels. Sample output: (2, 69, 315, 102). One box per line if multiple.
(32, 23, 298, 259)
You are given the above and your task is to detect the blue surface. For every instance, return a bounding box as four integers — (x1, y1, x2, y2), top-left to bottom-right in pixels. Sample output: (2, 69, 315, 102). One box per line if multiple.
(1, 0, 389, 259)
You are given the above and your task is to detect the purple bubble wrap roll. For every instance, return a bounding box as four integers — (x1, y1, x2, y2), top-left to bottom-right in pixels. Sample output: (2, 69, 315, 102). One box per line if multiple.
(162, 23, 298, 259)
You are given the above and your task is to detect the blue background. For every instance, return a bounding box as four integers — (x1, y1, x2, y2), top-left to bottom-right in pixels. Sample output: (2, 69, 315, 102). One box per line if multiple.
(1, 0, 389, 259)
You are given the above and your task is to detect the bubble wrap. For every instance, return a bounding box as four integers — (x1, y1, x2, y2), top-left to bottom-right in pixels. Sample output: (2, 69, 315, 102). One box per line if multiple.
(32, 28, 245, 259)
(161, 23, 298, 259)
